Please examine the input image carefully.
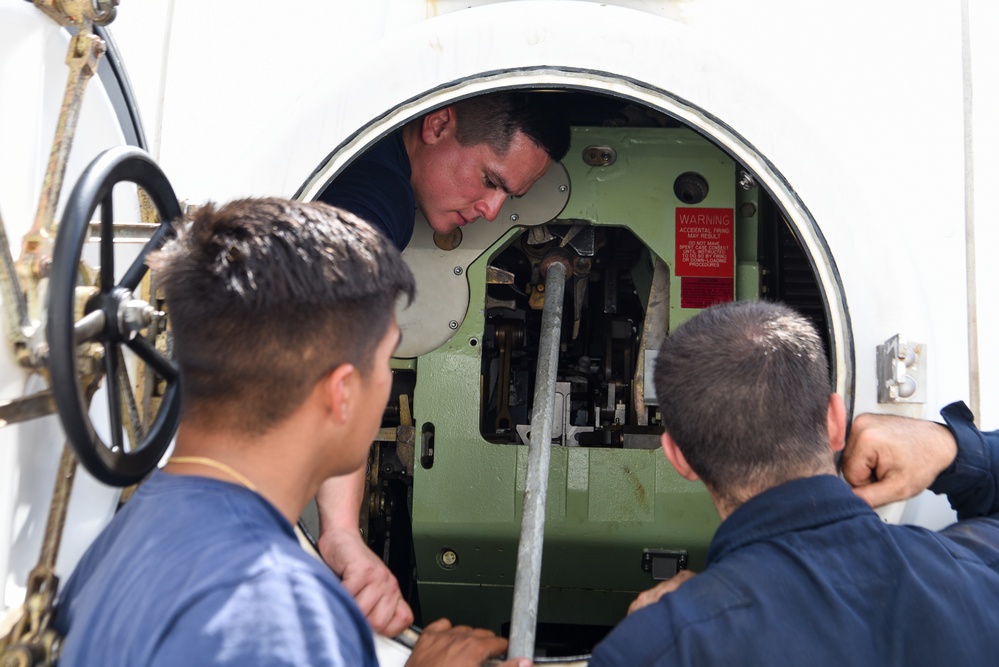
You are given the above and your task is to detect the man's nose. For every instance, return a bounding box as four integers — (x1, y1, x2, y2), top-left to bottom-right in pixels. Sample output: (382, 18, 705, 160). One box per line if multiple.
(475, 190, 508, 222)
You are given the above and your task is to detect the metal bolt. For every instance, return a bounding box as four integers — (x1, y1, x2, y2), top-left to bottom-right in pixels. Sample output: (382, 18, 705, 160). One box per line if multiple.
(738, 171, 757, 190)
(440, 549, 458, 568)
(449, 320, 459, 330)
(453, 266, 463, 275)
(558, 184, 568, 193)
(510, 214, 520, 222)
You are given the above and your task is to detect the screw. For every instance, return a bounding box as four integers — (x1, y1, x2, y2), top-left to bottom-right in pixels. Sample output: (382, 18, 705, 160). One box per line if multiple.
(449, 320, 459, 330)
(558, 184, 568, 193)
(738, 171, 757, 190)
(440, 549, 458, 568)
(453, 266, 463, 275)
(510, 214, 519, 222)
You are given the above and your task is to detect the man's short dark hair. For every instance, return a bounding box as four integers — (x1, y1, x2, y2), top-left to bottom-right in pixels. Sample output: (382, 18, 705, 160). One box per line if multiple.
(453, 91, 570, 162)
(149, 198, 416, 435)
(653, 301, 832, 507)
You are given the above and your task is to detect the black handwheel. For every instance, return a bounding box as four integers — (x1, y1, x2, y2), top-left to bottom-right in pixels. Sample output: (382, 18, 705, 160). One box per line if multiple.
(48, 147, 183, 487)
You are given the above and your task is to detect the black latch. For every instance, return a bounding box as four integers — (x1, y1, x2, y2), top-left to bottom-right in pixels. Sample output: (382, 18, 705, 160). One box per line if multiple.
(641, 549, 689, 581)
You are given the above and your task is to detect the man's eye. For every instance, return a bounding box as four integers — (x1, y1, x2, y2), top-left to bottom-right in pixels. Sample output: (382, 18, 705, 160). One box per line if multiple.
(484, 177, 497, 189)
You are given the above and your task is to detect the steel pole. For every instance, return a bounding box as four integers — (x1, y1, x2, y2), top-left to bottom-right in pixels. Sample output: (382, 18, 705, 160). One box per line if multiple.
(508, 260, 567, 659)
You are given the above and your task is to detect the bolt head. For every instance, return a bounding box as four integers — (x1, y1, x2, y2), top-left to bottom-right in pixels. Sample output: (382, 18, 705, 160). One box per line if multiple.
(440, 549, 458, 568)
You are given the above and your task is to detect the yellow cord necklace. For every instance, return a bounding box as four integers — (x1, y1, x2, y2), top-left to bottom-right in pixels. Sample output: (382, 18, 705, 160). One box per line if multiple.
(167, 456, 258, 492)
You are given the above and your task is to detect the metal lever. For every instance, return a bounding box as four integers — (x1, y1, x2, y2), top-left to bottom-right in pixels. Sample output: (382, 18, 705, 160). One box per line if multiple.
(507, 260, 567, 659)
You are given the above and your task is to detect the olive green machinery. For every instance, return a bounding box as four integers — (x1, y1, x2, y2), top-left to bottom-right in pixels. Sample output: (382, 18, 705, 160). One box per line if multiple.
(352, 123, 821, 654)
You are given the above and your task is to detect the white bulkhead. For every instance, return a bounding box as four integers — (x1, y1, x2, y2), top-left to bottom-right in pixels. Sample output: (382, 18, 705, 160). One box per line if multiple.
(2, 1, 998, 663)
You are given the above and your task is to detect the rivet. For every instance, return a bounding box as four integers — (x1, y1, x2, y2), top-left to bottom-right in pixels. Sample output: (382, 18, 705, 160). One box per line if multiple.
(439, 548, 458, 569)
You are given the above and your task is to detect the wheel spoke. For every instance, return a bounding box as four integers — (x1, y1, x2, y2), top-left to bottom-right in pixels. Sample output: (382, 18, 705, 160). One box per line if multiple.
(100, 192, 115, 293)
(126, 334, 178, 382)
(103, 341, 124, 454)
(120, 216, 174, 291)
(116, 346, 143, 452)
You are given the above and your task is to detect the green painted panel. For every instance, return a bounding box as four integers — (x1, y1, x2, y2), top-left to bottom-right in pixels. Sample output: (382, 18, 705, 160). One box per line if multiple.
(410, 127, 744, 632)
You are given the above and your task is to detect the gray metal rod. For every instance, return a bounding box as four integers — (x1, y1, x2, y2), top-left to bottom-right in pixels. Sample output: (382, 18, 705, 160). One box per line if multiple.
(508, 260, 567, 659)
(73, 309, 106, 344)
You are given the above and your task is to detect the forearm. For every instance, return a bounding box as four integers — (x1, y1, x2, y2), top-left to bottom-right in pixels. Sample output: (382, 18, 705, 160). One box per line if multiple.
(316, 468, 366, 533)
(930, 401, 999, 519)
(315, 467, 415, 634)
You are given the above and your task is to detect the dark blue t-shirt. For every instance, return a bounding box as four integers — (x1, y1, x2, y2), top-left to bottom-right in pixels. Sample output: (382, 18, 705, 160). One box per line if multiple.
(589, 401, 999, 667)
(318, 131, 415, 251)
(53, 472, 377, 666)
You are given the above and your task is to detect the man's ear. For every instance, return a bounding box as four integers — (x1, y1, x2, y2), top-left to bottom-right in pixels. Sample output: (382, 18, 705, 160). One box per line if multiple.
(661, 432, 699, 482)
(420, 106, 454, 144)
(827, 392, 847, 454)
(321, 363, 358, 425)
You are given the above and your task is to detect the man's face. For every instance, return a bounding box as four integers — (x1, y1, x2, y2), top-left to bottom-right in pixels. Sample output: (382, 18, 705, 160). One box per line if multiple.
(410, 121, 553, 235)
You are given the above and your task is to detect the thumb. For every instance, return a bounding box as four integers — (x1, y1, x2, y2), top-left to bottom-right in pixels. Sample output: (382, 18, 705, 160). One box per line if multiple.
(850, 476, 901, 509)
(421, 617, 453, 634)
(840, 448, 878, 489)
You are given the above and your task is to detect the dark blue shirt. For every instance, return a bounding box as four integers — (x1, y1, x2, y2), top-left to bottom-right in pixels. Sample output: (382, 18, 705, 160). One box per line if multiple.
(53, 472, 377, 666)
(589, 401, 999, 667)
(318, 131, 415, 251)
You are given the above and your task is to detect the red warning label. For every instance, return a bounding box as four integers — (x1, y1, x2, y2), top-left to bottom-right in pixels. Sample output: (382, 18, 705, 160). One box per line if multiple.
(681, 277, 734, 309)
(675, 208, 734, 278)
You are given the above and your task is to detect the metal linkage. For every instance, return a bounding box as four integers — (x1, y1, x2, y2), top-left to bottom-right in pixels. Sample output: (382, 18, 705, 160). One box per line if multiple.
(9, 1, 111, 370)
(0, 5, 119, 664)
(0, 212, 33, 364)
(508, 260, 568, 659)
(32, 0, 119, 27)
(0, 447, 79, 665)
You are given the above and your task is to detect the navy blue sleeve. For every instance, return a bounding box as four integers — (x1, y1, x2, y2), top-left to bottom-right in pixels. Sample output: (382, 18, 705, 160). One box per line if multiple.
(318, 132, 415, 251)
(929, 401, 999, 519)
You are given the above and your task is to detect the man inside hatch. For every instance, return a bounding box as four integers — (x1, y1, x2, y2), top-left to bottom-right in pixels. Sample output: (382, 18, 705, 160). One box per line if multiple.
(316, 91, 571, 635)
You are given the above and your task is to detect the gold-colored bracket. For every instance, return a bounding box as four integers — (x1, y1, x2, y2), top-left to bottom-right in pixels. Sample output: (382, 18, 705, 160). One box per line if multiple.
(32, 0, 119, 28)
(9, 1, 114, 370)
